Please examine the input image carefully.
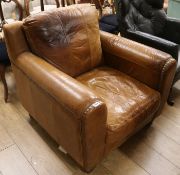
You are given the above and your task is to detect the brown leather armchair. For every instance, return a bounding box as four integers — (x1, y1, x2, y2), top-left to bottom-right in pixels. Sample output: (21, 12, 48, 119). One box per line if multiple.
(3, 4, 176, 172)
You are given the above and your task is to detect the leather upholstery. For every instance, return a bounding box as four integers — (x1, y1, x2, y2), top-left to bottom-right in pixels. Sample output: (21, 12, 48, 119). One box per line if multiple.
(77, 66, 161, 152)
(100, 31, 176, 111)
(11, 53, 107, 170)
(23, 5, 102, 77)
(3, 5, 176, 172)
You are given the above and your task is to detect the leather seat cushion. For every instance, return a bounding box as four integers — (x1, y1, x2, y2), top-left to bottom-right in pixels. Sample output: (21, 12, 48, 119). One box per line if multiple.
(77, 67, 160, 150)
(23, 5, 102, 77)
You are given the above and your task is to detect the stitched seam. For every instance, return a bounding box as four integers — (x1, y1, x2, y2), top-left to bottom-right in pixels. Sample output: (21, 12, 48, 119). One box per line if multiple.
(80, 100, 99, 170)
(158, 57, 175, 89)
(106, 37, 170, 73)
(80, 100, 106, 170)
(13, 62, 83, 118)
(0, 143, 15, 152)
(76, 6, 93, 69)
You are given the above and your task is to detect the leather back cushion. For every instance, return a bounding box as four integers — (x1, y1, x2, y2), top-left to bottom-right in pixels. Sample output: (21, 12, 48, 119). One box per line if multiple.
(120, 0, 166, 35)
(23, 4, 102, 77)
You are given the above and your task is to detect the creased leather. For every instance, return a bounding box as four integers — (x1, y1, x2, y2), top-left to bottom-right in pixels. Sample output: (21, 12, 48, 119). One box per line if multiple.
(100, 31, 176, 112)
(23, 4, 102, 77)
(77, 66, 160, 152)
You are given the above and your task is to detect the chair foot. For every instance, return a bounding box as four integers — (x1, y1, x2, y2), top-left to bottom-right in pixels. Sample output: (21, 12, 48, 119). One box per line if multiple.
(29, 114, 33, 120)
(167, 88, 174, 106)
(0, 65, 8, 103)
(168, 67, 180, 106)
(167, 99, 174, 106)
(58, 145, 67, 154)
(146, 120, 153, 128)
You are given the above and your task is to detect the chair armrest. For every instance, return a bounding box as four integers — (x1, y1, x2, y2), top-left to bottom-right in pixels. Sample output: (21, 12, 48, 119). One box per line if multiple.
(15, 52, 107, 120)
(100, 31, 176, 107)
(3, 22, 30, 61)
(14, 52, 107, 171)
(125, 29, 179, 60)
(166, 17, 180, 29)
(163, 17, 180, 44)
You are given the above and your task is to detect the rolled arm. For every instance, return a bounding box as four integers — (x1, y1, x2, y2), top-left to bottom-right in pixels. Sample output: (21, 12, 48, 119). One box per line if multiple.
(100, 31, 176, 106)
(14, 52, 107, 171)
(125, 29, 179, 60)
(3, 22, 30, 61)
(15, 52, 107, 119)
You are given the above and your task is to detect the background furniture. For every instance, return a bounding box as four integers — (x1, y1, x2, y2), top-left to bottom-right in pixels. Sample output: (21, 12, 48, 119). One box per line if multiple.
(116, 0, 180, 105)
(99, 14, 119, 34)
(0, 0, 23, 102)
(98, 0, 119, 34)
(24, 0, 60, 16)
(68, 0, 119, 33)
(4, 5, 176, 172)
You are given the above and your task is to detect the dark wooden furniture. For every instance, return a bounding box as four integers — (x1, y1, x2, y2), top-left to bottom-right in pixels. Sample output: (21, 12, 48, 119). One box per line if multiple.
(74, 0, 115, 16)
(0, 0, 23, 102)
(98, 0, 119, 34)
(24, 0, 61, 16)
(68, 0, 118, 33)
(0, 0, 23, 25)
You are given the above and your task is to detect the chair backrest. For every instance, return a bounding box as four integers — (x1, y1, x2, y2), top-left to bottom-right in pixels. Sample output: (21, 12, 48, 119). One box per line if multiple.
(0, 0, 23, 29)
(22, 5, 102, 77)
(116, 0, 167, 36)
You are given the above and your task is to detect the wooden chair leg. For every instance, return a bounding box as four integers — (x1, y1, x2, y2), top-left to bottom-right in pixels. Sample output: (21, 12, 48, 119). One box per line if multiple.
(0, 64, 8, 103)
(174, 67, 180, 83)
(167, 87, 174, 106)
